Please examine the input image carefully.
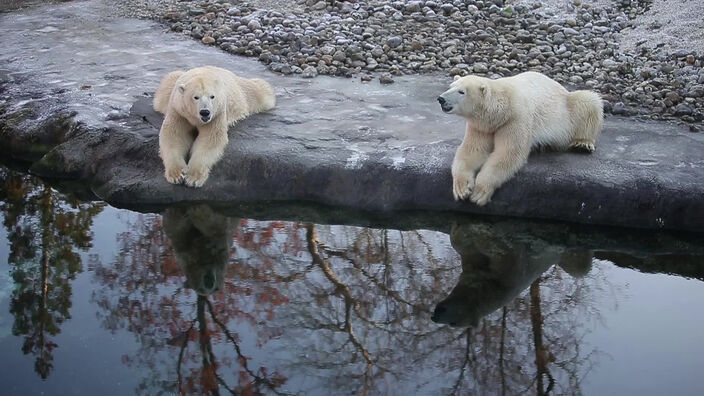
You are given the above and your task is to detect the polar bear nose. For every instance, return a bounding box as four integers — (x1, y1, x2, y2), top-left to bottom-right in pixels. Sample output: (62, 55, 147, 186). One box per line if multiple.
(199, 109, 210, 118)
(437, 96, 446, 105)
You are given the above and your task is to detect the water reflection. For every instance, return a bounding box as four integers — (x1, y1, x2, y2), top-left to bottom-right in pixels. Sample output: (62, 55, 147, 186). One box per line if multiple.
(0, 167, 104, 379)
(2, 169, 704, 394)
(432, 223, 592, 328)
(88, 205, 635, 395)
(162, 205, 238, 296)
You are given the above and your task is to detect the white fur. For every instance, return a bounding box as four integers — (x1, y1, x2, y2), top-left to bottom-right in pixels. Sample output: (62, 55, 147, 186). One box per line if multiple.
(438, 71, 603, 206)
(153, 66, 276, 187)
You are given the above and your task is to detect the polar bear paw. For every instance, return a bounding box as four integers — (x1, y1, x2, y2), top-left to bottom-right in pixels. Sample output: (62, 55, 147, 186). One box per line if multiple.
(470, 180, 495, 206)
(165, 165, 187, 185)
(184, 165, 210, 188)
(452, 173, 475, 201)
(569, 139, 595, 153)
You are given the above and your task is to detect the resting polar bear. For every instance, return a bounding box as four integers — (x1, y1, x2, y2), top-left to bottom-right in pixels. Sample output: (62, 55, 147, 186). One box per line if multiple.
(438, 71, 603, 206)
(153, 66, 275, 187)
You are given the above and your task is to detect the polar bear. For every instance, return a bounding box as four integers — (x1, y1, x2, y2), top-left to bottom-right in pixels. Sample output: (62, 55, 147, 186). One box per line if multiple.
(153, 66, 276, 187)
(437, 71, 603, 206)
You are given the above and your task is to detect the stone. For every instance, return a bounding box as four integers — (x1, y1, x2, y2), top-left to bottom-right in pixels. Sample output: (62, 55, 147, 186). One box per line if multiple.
(247, 20, 261, 30)
(387, 36, 403, 48)
(302, 65, 318, 78)
(379, 73, 395, 84)
(612, 102, 627, 115)
(405, 1, 422, 13)
(674, 104, 694, 116)
(473, 62, 489, 73)
(188, 8, 205, 16)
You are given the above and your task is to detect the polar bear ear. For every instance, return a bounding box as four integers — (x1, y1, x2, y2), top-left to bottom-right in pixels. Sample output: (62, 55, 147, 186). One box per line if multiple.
(178, 84, 186, 94)
(453, 75, 461, 81)
(479, 84, 488, 95)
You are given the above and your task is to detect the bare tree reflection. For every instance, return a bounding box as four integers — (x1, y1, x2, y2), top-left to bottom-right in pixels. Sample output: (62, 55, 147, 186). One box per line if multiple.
(91, 205, 292, 395)
(0, 167, 104, 379)
(88, 208, 649, 395)
(431, 221, 617, 395)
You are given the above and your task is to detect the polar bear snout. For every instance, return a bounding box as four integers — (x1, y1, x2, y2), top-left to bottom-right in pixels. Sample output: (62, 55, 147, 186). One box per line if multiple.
(199, 108, 211, 122)
(437, 95, 454, 113)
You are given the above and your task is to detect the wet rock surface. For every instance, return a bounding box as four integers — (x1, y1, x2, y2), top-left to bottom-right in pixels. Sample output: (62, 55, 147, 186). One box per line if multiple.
(1, 1, 703, 232)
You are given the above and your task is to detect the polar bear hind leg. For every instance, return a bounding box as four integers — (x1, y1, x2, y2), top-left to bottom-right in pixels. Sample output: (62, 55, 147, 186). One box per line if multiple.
(567, 90, 603, 153)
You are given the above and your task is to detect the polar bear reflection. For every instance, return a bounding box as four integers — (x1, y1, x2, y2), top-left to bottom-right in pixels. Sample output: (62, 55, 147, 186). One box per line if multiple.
(162, 205, 238, 296)
(432, 222, 593, 327)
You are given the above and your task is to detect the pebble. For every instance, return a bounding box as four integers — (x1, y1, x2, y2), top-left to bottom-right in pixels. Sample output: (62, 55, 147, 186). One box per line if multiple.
(387, 36, 403, 48)
(379, 73, 395, 84)
(302, 65, 318, 78)
(473, 63, 489, 73)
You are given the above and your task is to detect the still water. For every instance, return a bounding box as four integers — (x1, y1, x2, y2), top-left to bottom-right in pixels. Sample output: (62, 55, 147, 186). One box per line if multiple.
(0, 165, 703, 395)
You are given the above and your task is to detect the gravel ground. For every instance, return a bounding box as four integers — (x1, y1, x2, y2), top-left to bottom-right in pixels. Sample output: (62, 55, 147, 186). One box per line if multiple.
(0, 0, 62, 13)
(619, 0, 704, 55)
(113, 0, 703, 126)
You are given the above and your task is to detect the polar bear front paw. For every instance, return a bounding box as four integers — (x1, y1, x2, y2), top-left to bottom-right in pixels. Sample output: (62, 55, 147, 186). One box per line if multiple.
(165, 165, 186, 185)
(470, 182, 495, 206)
(184, 165, 210, 188)
(569, 139, 595, 153)
(452, 173, 475, 201)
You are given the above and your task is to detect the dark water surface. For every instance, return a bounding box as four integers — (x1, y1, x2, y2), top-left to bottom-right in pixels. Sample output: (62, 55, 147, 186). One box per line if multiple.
(0, 165, 703, 396)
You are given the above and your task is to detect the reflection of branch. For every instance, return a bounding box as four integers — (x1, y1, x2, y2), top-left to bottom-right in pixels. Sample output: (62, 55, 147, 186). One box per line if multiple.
(176, 319, 196, 395)
(306, 224, 392, 390)
(197, 296, 220, 396)
(413, 231, 441, 269)
(205, 299, 290, 396)
(324, 248, 427, 313)
(499, 306, 507, 396)
(530, 280, 555, 396)
(451, 329, 471, 395)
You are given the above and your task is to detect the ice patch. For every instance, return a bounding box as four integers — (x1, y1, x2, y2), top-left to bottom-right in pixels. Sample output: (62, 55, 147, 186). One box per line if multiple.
(345, 144, 368, 169)
(37, 26, 59, 33)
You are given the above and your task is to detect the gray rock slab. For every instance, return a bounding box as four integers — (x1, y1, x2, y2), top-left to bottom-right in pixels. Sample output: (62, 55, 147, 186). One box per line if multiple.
(1, 1, 703, 232)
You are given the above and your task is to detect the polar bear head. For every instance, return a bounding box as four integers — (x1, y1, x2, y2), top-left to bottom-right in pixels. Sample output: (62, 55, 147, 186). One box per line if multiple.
(176, 75, 223, 124)
(436, 75, 492, 117)
(438, 75, 511, 131)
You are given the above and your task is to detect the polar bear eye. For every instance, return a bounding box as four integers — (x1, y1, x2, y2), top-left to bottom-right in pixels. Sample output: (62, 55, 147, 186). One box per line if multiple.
(210, 95, 215, 99)
(193, 96, 199, 100)
(458, 90, 465, 95)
